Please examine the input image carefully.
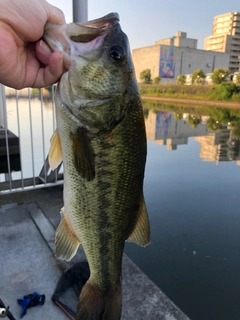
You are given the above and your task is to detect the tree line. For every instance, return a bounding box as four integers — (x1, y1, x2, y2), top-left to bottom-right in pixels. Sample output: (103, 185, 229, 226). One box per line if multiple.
(140, 68, 240, 85)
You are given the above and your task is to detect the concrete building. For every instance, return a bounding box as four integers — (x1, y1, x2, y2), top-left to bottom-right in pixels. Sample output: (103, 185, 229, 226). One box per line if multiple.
(204, 12, 240, 73)
(195, 129, 240, 163)
(145, 109, 208, 150)
(155, 31, 198, 49)
(145, 109, 240, 164)
(132, 32, 230, 83)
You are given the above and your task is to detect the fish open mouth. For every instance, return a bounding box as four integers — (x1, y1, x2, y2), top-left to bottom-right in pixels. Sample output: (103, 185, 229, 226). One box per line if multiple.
(43, 13, 120, 67)
(66, 12, 119, 43)
(82, 12, 119, 29)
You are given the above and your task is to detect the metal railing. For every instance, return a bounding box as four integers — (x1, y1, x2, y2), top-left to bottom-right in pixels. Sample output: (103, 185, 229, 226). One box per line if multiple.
(0, 0, 89, 195)
(0, 85, 63, 194)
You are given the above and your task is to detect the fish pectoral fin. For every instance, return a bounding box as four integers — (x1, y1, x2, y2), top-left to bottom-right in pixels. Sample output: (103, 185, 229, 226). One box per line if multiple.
(126, 194, 151, 247)
(70, 128, 95, 181)
(49, 129, 63, 170)
(55, 207, 81, 261)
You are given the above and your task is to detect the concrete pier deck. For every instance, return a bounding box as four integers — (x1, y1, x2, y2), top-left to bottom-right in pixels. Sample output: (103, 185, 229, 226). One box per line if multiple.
(0, 187, 190, 320)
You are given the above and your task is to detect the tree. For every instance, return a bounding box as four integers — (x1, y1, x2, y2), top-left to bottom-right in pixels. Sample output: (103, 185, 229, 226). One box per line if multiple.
(206, 118, 224, 131)
(140, 69, 152, 84)
(174, 113, 183, 120)
(220, 82, 240, 100)
(177, 75, 186, 85)
(230, 120, 240, 139)
(212, 68, 230, 84)
(191, 69, 205, 84)
(236, 75, 240, 85)
(153, 76, 161, 84)
(188, 115, 201, 128)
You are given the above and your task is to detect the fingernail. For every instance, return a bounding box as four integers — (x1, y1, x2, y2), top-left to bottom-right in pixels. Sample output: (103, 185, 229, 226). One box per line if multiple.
(40, 40, 52, 54)
(58, 52, 63, 60)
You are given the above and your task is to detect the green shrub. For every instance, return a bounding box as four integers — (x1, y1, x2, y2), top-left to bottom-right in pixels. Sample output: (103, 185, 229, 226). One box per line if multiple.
(177, 75, 186, 85)
(140, 69, 152, 84)
(206, 118, 224, 131)
(232, 92, 240, 102)
(192, 69, 205, 84)
(167, 87, 175, 94)
(212, 68, 230, 84)
(230, 120, 240, 139)
(139, 88, 146, 95)
(236, 75, 240, 85)
(153, 76, 161, 84)
(31, 88, 40, 96)
(209, 83, 240, 100)
(181, 88, 187, 94)
(188, 115, 201, 128)
(221, 82, 240, 100)
(174, 113, 183, 120)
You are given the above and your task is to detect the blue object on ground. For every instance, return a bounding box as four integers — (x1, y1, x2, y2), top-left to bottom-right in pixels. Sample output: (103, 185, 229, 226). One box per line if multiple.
(17, 292, 45, 318)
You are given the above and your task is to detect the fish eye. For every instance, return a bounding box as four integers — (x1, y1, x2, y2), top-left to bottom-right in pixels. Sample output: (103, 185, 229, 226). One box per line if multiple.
(109, 45, 125, 63)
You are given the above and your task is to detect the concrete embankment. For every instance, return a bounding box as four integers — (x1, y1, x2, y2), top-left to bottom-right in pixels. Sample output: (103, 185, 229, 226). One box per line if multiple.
(141, 95, 240, 109)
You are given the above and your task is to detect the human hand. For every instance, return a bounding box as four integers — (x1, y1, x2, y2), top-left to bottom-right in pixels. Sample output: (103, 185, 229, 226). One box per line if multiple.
(0, 0, 66, 89)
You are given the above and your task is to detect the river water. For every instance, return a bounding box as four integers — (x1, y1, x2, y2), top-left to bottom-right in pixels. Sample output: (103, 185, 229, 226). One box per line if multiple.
(125, 100, 240, 320)
(2, 97, 240, 320)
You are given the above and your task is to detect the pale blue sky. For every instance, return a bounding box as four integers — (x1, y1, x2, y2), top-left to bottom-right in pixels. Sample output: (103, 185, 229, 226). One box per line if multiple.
(48, 0, 239, 50)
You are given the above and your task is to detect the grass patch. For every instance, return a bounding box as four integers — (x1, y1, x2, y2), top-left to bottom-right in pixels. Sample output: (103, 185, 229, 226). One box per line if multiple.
(139, 83, 240, 102)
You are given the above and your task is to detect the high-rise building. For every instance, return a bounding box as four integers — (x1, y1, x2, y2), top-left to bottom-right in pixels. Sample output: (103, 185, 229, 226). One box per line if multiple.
(204, 12, 240, 73)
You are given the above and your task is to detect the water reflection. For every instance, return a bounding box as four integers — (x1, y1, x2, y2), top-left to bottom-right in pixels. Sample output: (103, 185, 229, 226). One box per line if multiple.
(126, 100, 240, 320)
(143, 100, 240, 165)
(1, 96, 56, 182)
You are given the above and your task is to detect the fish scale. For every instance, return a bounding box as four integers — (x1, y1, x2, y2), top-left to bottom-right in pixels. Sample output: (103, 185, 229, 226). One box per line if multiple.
(62, 96, 145, 288)
(45, 12, 150, 320)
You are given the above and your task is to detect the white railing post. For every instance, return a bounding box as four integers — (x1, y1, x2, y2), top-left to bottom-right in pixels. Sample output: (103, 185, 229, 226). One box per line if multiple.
(0, 85, 6, 128)
(73, 0, 88, 23)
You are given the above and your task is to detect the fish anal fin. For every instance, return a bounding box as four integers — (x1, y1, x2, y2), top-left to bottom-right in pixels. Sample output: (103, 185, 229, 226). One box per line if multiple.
(55, 207, 81, 261)
(49, 129, 62, 170)
(70, 128, 95, 181)
(126, 195, 151, 247)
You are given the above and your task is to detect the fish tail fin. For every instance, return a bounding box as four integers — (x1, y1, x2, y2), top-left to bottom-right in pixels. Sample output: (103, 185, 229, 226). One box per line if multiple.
(76, 279, 121, 320)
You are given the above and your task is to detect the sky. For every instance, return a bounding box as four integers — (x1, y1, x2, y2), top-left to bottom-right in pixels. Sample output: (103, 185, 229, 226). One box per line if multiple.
(48, 0, 239, 50)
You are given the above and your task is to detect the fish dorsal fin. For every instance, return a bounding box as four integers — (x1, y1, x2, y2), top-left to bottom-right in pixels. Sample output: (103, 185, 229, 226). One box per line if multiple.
(126, 194, 151, 247)
(70, 128, 95, 181)
(55, 207, 81, 261)
(49, 129, 62, 170)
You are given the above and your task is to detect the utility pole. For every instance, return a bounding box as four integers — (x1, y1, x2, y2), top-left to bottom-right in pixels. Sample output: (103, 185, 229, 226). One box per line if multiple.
(73, 0, 88, 23)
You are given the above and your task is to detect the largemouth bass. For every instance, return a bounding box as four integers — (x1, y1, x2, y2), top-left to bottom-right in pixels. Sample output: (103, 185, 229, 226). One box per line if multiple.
(44, 13, 150, 320)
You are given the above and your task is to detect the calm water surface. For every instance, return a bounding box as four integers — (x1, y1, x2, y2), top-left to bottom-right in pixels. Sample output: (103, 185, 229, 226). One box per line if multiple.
(125, 101, 240, 320)
(3, 97, 240, 320)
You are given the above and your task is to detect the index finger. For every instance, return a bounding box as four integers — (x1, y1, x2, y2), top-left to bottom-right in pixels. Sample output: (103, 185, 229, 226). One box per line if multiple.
(46, 2, 66, 25)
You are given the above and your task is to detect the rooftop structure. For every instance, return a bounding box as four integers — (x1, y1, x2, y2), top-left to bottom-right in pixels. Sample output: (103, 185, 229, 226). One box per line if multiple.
(155, 31, 198, 49)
